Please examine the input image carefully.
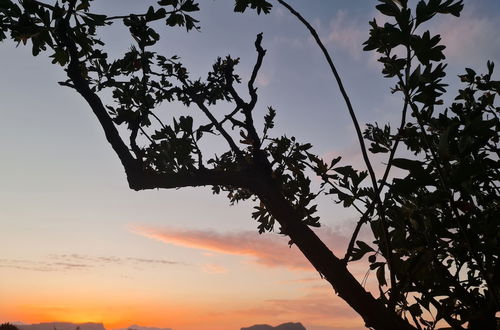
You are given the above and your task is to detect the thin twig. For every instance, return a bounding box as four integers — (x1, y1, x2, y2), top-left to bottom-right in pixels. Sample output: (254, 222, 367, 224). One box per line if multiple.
(276, 0, 397, 276)
(248, 33, 266, 108)
(276, 0, 378, 190)
(174, 75, 244, 161)
(194, 96, 244, 161)
(343, 201, 376, 262)
(225, 33, 267, 152)
(139, 126, 155, 145)
(150, 112, 167, 129)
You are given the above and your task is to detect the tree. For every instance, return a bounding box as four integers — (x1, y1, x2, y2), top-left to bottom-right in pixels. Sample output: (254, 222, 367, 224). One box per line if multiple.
(0, 324, 20, 330)
(0, 0, 498, 329)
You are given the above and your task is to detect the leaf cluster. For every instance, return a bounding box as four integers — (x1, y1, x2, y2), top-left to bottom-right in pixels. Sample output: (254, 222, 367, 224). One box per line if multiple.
(355, 1, 500, 328)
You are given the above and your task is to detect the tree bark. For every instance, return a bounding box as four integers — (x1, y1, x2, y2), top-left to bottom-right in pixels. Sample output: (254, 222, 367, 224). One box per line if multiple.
(252, 175, 416, 330)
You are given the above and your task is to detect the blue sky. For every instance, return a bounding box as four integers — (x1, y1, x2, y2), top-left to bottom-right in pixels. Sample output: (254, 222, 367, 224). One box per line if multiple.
(1, 1, 499, 329)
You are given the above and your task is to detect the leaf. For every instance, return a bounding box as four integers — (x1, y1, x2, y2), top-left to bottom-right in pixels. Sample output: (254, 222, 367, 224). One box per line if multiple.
(369, 143, 389, 153)
(329, 156, 342, 168)
(408, 303, 423, 317)
(376, 263, 387, 286)
(158, 0, 178, 6)
(76, 2, 90, 11)
(184, 15, 200, 31)
(85, 12, 107, 25)
(234, 0, 272, 14)
(392, 158, 424, 172)
(334, 165, 355, 177)
(50, 48, 69, 66)
(357, 240, 374, 253)
(145, 7, 167, 21)
(180, 0, 199, 12)
(376, 1, 400, 17)
(350, 240, 374, 261)
(166, 13, 184, 27)
(487, 60, 494, 77)
(178, 115, 193, 133)
(415, 0, 433, 26)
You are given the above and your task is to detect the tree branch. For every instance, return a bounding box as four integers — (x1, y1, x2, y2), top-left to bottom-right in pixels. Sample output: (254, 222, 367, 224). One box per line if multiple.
(275, 0, 378, 190)
(275, 0, 399, 303)
(252, 171, 416, 330)
(191, 95, 244, 161)
(225, 33, 266, 152)
(175, 75, 245, 162)
(248, 32, 266, 108)
(55, 9, 141, 184)
(128, 167, 255, 191)
(343, 201, 376, 262)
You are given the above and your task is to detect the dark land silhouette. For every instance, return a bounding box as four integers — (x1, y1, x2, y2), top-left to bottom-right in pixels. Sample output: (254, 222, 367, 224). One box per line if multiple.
(17, 323, 105, 330)
(241, 322, 306, 330)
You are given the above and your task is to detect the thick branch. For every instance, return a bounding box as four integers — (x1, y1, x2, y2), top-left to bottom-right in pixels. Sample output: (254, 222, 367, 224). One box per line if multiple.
(56, 14, 141, 184)
(128, 167, 255, 191)
(252, 172, 416, 330)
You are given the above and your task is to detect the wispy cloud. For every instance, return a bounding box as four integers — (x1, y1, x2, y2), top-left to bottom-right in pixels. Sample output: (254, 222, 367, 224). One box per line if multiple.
(129, 225, 348, 271)
(0, 254, 183, 273)
(0, 258, 92, 272)
(325, 10, 366, 60)
(435, 8, 500, 66)
(127, 257, 180, 265)
(321, 6, 500, 73)
(50, 254, 184, 267)
(321, 8, 388, 71)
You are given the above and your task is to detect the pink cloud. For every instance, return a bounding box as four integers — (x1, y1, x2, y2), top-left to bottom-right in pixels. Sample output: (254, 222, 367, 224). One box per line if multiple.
(435, 9, 500, 65)
(256, 71, 273, 87)
(129, 225, 349, 271)
(129, 225, 381, 328)
(326, 10, 366, 60)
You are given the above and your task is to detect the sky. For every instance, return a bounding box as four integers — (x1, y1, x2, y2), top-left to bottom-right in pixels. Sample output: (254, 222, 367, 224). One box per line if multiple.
(1, 1, 499, 330)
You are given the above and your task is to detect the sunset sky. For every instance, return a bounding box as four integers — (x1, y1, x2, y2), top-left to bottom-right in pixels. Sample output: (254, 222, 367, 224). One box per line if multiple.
(1, 1, 499, 330)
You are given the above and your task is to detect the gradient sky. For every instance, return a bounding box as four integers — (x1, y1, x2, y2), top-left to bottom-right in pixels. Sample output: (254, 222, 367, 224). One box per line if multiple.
(1, 1, 499, 330)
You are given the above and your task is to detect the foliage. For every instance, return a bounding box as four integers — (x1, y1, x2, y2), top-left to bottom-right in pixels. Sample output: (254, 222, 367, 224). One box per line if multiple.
(0, 324, 19, 330)
(359, 1, 500, 328)
(1, 0, 499, 329)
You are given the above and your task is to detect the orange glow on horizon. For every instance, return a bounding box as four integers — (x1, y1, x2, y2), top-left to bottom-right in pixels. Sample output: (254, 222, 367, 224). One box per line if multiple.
(2, 298, 363, 330)
(3, 300, 272, 330)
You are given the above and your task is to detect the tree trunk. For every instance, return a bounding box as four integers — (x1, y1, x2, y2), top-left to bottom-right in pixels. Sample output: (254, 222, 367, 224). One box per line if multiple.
(254, 177, 416, 330)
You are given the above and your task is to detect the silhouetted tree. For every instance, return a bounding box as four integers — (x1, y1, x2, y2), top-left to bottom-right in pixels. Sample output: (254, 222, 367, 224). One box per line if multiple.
(1, 0, 498, 329)
(0, 323, 20, 330)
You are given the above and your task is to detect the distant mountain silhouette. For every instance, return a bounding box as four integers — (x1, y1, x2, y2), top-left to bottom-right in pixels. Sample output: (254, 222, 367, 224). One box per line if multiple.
(18, 322, 105, 330)
(121, 325, 172, 330)
(241, 322, 306, 330)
